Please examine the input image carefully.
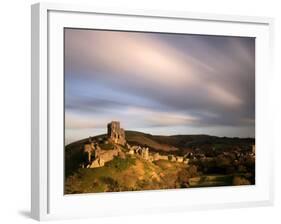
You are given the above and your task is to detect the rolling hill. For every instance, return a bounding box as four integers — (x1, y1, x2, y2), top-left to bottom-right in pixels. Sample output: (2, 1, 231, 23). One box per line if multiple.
(125, 131, 254, 153)
(65, 131, 254, 176)
(64, 130, 255, 194)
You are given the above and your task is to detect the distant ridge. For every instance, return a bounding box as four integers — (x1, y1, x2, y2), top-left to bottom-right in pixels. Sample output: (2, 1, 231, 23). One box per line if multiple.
(66, 130, 254, 153)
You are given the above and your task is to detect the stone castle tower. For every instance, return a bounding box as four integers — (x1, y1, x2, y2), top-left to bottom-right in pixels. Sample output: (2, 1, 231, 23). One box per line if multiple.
(107, 121, 126, 145)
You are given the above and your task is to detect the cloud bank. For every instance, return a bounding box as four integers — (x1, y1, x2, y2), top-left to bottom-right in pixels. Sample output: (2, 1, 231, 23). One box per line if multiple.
(65, 29, 255, 144)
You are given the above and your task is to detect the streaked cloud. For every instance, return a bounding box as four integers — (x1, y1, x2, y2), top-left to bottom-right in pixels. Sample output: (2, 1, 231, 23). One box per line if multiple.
(207, 83, 243, 107)
(65, 29, 255, 144)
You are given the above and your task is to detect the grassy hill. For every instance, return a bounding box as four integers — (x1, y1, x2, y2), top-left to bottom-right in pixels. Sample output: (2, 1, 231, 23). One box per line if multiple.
(64, 131, 255, 194)
(125, 131, 254, 154)
(65, 155, 192, 194)
(64, 154, 252, 194)
(65, 131, 254, 176)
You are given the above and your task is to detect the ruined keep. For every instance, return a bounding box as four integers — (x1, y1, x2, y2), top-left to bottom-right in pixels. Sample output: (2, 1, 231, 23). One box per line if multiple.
(107, 121, 126, 145)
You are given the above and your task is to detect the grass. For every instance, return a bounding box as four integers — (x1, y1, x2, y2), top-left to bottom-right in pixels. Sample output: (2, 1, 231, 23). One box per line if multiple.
(105, 157, 136, 171)
(65, 156, 137, 194)
(66, 166, 113, 193)
(65, 151, 253, 194)
(189, 175, 234, 187)
(153, 160, 173, 169)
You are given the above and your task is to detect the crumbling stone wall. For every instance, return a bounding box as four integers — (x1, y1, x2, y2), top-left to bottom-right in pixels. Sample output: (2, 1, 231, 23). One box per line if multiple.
(84, 143, 93, 163)
(90, 158, 105, 168)
(141, 148, 149, 160)
(88, 149, 120, 168)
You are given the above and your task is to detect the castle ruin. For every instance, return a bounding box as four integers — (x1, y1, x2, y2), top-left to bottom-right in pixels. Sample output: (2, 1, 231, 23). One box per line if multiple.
(82, 121, 188, 169)
(107, 121, 126, 145)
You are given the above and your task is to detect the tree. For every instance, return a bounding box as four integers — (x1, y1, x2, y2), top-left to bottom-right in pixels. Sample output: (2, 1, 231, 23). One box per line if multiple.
(177, 165, 198, 188)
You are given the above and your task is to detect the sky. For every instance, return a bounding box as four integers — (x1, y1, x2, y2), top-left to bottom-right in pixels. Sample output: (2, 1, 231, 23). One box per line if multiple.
(64, 28, 255, 145)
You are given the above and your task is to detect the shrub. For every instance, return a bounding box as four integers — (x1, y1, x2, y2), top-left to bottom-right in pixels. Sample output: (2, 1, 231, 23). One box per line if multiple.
(237, 165, 247, 173)
(216, 155, 232, 167)
(100, 176, 120, 191)
(177, 165, 198, 188)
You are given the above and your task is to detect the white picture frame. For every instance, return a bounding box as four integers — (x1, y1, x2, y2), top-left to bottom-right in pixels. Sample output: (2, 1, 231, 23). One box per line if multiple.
(31, 2, 274, 221)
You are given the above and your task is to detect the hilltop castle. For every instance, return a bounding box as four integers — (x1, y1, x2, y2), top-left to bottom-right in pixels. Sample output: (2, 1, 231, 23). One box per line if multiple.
(107, 121, 126, 145)
(83, 121, 188, 169)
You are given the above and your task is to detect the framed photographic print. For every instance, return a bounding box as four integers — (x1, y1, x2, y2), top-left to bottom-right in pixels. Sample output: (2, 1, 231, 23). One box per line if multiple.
(31, 2, 274, 221)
